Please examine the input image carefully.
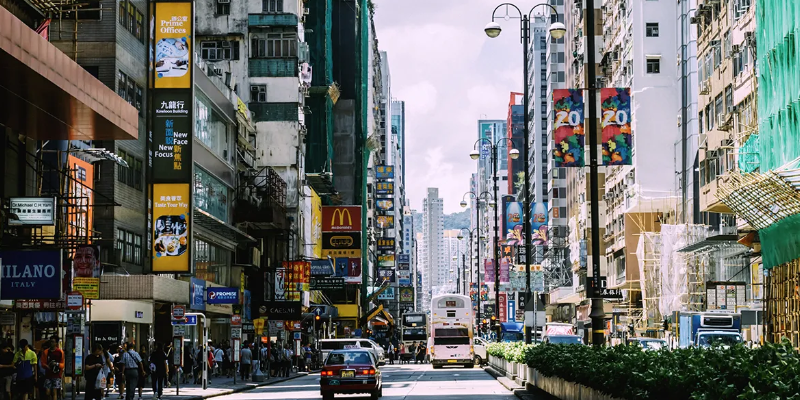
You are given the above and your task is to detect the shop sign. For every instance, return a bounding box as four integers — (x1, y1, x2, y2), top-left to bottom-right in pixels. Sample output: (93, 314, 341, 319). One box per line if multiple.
(14, 300, 65, 310)
(375, 199, 394, 212)
(378, 269, 395, 283)
(375, 182, 393, 195)
(321, 206, 361, 232)
(242, 322, 255, 334)
(376, 215, 394, 229)
(92, 322, 121, 351)
(397, 254, 410, 264)
(376, 238, 395, 251)
(152, 184, 191, 272)
(72, 277, 100, 299)
(261, 301, 301, 320)
(0, 250, 62, 300)
(283, 261, 310, 302)
(253, 318, 265, 335)
(67, 292, 83, 310)
(399, 287, 413, 303)
(397, 270, 411, 286)
(9, 197, 56, 226)
(310, 260, 333, 277)
(322, 232, 361, 250)
(377, 254, 394, 268)
(375, 165, 394, 179)
(206, 287, 239, 304)
(189, 277, 206, 311)
(377, 287, 395, 300)
(310, 277, 344, 290)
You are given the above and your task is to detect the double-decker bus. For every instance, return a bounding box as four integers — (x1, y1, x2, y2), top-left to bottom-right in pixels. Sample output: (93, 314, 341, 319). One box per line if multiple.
(401, 312, 428, 347)
(429, 294, 474, 368)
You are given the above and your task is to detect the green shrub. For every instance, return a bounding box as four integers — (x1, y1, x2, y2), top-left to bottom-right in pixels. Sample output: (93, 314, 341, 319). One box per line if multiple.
(486, 342, 536, 364)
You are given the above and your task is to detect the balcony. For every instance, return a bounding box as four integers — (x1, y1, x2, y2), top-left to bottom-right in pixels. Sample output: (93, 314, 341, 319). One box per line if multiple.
(235, 166, 287, 231)
(249, 102, 299, 122)
(249, 58, 298, 77)
(248, 13, 299, 27)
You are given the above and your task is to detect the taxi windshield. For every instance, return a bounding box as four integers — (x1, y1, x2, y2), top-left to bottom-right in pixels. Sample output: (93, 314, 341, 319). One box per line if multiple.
(326, 351, 373, 365)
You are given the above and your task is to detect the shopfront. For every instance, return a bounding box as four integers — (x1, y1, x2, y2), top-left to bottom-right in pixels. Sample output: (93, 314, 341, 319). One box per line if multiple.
(90, 300, 153, 350)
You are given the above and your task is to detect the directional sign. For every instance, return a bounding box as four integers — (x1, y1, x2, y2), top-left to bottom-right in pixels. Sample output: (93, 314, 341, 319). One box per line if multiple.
(171, 315, 197, 325)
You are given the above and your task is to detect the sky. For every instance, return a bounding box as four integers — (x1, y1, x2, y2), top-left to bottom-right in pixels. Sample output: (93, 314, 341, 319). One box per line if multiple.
(374, 0, 525, 214)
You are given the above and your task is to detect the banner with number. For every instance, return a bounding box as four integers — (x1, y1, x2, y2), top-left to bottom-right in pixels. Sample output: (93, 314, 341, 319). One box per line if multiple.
(553, 89, 585, 167)
(601, 88, 632, 165)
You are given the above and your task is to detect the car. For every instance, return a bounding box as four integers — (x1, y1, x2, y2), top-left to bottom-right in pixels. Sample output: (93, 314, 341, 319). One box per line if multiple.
(473, 337, 488, 365)
(320, 349, 383, 400)
(319, 339, 386, 366)
(627, 337, 668, 351)
(542, 335, 584, 345)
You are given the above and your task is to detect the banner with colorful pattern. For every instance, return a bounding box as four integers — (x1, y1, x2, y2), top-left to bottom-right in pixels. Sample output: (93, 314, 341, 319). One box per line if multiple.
(553, 89, 585, 167)
(601, 88, 633, 165)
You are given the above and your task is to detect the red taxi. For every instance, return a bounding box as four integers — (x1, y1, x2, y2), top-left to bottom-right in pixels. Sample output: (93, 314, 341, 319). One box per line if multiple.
(320, 349, 383, 400)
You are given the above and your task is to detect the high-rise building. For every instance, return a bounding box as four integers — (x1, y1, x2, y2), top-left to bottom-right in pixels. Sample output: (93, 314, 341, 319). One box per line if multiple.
(421, 188, 444, 312)
(443, 230, 468, 294)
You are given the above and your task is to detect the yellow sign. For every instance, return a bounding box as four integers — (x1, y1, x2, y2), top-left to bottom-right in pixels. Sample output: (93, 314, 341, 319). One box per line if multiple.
(73, 277, 100, 299)
(152, 184, 191, 272)
(253, 318, 265, 335)
(321, 249, 362, 258)
(236, 96, 250, 122)
(154, 2, 192, 89)
(311, 189, 322, 258)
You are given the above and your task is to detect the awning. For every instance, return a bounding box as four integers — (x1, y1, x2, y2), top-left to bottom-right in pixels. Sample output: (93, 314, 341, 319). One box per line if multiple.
(194, 208, 257, 243)
(677, 234, 740, 253)
(0, 7, 138, 141)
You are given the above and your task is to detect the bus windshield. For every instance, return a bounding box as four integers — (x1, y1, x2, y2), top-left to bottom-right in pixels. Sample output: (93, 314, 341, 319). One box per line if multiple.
(434, 328, 469, 337)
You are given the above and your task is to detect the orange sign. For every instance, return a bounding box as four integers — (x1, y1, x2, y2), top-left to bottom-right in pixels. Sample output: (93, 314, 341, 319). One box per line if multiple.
(67, 155, 94, 250)
(321, 206, 361, 232)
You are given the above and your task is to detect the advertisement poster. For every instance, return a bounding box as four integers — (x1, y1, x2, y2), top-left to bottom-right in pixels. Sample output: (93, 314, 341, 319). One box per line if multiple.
(553, 89, 585, 167)
(500, 257, 510, 283)
(375, 165, 394, 179)
(484, 259, 509, 284)
(0, 251, 63, 300)
(376, 215, 394, 229)
(152, 184, 191, 272)
(600, 88, 632, 166)
(67, 156, 94, 245)
(375, 182, 393, 195)
(153, 90, 193, 182)
(336, 258, 362, 284)
(375, 199, 394, 212)
(502, 196, 523, 245)
(322, 206, 362, 232)
(311, 189, 322, 258)
(399, 287, 413, 302)
(274, 268, 286, 301)
(531, 202, 548, 245)
(73, 244, 102, 278)
(189, 277, 205, 311)
(154, 2, 192, 89)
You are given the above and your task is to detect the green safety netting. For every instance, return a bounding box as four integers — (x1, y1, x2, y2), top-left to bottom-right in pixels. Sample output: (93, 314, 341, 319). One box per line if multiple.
(760, 214, 800, 269)
(738, 133, 760, 173)
(757, 0, 800, 172)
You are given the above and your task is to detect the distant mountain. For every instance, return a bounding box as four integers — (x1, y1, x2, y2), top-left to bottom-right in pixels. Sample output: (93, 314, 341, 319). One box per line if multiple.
(444, 209, 470, 231)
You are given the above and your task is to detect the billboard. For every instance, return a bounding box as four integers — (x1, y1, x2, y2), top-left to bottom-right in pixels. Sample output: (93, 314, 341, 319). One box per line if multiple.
(0, 251, 63, 300)
(375, 199, 394, 212)
(601, 88, 633, 166)
(376, 215, 394, 229)
(67, 155, 94, 241)
(375, 165, 394, 179)
(9, 198, 56, 226)
(377, 238, 395, 251)
(399, 287, 413, 302)
(530, 202, 548, 246)
(311, 188, 322, 258)
(376, 182, 394, 195)
(154, 2, 192, 89)
(283, 261, 310, 301)
(207, 287, 239, 304)
(322, 206, 362, 232)
(553, 89, 585, 167)
(152, 90, 193, 182)
(152, 184, 191, 272)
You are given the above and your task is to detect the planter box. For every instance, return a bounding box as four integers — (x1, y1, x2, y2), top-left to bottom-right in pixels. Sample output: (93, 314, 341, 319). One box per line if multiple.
(517, 363, 527, 382)
(529, 369, 624, 400)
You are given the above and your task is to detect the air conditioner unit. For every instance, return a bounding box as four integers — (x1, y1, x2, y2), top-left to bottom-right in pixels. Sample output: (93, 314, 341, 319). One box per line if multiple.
(699, 79, 711, 95)
(717, 114, 731, 131)
(212, 67, 223, 76)
(731, 44, 740, 54)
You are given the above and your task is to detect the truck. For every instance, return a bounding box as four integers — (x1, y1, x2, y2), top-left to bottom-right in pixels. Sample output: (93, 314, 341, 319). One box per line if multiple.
(499, 322, 524, 342)
(541, 322, 584, 345)
(677, 311, 743, 348)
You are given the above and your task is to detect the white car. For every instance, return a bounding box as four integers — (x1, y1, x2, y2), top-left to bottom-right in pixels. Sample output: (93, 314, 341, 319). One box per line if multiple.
(473, 337, 488, 365)
(359, 339, 386, 366)
(319, 339, 386, 366)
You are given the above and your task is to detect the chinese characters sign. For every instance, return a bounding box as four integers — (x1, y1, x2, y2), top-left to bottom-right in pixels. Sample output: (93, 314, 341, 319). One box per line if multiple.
(283, 261, 310, 302)
(152, 184, 191, 272)
(375, 165, 394, 179)
(375, 182, 394, 195)
(153, 90, 193, 182)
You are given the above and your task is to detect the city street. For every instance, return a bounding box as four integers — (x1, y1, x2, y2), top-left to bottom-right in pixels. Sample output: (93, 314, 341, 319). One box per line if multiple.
(212, 364, 516, 400)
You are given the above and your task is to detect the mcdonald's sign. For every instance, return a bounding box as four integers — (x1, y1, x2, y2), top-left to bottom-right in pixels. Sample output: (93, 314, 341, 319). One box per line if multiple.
(321, 206, 362, 232)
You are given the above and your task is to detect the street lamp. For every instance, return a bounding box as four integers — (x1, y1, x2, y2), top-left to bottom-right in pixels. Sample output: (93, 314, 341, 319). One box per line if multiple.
(484, 1, 565, 345)
(470, 138, 516, 341)
(461, 191, 493, 326)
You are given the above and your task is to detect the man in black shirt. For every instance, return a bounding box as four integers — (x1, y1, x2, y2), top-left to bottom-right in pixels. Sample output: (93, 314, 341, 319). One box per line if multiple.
(0, 343, 14, 400)
(84, 344, 106, 400)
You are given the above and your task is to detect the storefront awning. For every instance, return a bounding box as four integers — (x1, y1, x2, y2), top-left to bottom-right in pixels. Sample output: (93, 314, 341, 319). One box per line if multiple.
(194, 208, 257, 243)
(0, 7, 138, 141)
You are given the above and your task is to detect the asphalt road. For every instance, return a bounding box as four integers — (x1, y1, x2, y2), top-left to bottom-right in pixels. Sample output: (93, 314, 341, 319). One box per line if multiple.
(211, 363, 517, 400)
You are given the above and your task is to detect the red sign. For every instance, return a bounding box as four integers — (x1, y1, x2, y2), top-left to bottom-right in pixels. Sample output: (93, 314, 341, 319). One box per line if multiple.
(231, 314, 242, 326)
(67, 292, 83, 310)
(498, 293, 508, 323)
(14, 300, 66, 310)
(321, 206, 362, 232)
(172, 305, 186, 320)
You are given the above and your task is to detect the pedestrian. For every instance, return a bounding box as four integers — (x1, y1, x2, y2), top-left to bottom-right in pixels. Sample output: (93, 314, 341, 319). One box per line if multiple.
(282, 343, 293, 377)
(149, 343, 168, 400)
(221, 344, 231, 378)
(138, 346, 148, 400)
(268, 342, 279, 377)
(213, 345, 223, 377)
(165, 343, 174, 387)
(41, 339, 64, 400)
(0, 342, 13, 400)
(120, 342, 143, 400)
(83, 344, 107, 400)
(13, 339, 37, 400)
(417, 341, 427, 364)
(409, 342, 417, 364)
(387, 343, 395, 365)
(239, 342, 252, 381)
(181, 344, 193, 384)
(302, 344, 312, 372)
(399, 343, 407, 364)
(114, 345, 126, 399)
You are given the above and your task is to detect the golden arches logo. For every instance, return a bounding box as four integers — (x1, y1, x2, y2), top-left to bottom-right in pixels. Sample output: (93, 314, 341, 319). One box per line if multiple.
(331, 208, 352, 227)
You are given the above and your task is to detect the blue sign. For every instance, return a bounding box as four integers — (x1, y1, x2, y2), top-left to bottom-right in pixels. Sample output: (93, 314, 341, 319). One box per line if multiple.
(243, 290, 251, 321)
(397, 254, 410, 264)
(172, 315, 197, 325)
(375, 165, 394, 179)
(189, 277, 205, 311)
(207, 287, 239, 304)
(508, 300, 516, 322)
(0, 250, 62, 300)
(310, 259, 333, 276)
(334, 258, 348, 278)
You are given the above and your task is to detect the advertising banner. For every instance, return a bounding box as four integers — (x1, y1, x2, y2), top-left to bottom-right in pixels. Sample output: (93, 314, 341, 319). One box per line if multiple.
(553, 89, 585, 167)
(377, 254, 395, 268)
(376, 215, 394, 229)
(500, 256, 510, 283)
(531, 202, 548, 246)
(283, 261, 310, 301)
(154, 2, 192, 89)
(397, 270, 411, 286)
(375, 199, 394, 212)
(152, 184, 191, 272)
(322, 232, 360, 250)
(600, 88, 633, 166)
(189, 277, 205, 311)
(377, 287, 395, 300)
(0, 251, 63, 299)
(206, 287, 239, 304)
(378, 269, 395, 283)
(311, 189, 323, 258)
(499, 293, 507, 322)
(375, 182, 394, 196)
(321, 206, 362, 232)
(152, 90, 193, 182)
(502, 197, 523, 245)
(484, 259, 509, 284)
(73, 244, 102, 279)
(310, 260, 333, 276)
(274, 268, 286, 300)
(9, 198, 56, 226)
(399, 287, 413, 302)
(375, 165, 394, 179)
(67, 155, 94, 241)
(333, 258, 362, 284)
(376, 238, 395, 251)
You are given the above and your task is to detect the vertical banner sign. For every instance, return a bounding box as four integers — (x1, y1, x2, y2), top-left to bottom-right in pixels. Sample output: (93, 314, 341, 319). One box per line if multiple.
(503, 197, 523, 245)
(530, 202, 548, 246)
(484, 259, 495, 283)
(498, 293, 507, 323)
(600, 88, 632, 166)
(154, 2, 192, 89)
(152, 184, 191, 272)
(67, 156, 94, 250)
(553, 89, 585, 167)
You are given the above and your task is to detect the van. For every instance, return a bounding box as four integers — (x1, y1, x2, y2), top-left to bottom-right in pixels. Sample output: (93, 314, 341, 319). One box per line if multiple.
(319, 339, 386, 366)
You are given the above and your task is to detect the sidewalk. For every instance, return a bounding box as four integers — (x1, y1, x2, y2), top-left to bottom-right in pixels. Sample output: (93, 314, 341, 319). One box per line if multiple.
(73, 371, 310, 400)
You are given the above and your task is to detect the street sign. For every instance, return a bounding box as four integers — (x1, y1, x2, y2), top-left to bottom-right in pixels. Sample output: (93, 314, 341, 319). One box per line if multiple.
(293, 332, 301, 340)
(67, 292, 83, 310)
(231, 327, 242, 339)
(231, 314, 242, 326)
(172, 305, 186, 320)
(587, 276, 623, 299)
(171, 315, 197, 325)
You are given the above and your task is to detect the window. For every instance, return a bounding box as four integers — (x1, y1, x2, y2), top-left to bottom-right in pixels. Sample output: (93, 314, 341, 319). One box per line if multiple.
(195, 93, 231, 163)
(699, 111, 703, 134)
(216, 0, 230, 15)
(194, 239, 231, 285)
(195, 167, 230, 222)
(725, 86, 733, 113)
(135, 11, 143, 42)
(251, 31, 297, 58)
(715, 94, 724, 124)
(119, 0, 145, 43)
(262, 0, 283, 13)
(712, 40, 722, 69)
(116, 70, 143, 112)
(117, 229, 143, 265)
(646, 58, 660, 73)
(117, 149, 143, 190)
(646, 23, 659, 37)
(127, 2, 135, 34)
(201, 41, 240, 61)
(734, 0, 751, 21)
(250, 85, 267, 102)
(118, 0, 126, 26)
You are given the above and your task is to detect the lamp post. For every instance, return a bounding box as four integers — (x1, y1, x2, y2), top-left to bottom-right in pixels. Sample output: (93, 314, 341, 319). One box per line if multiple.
(470, 139, 518, 341)
(460, 192, 492, 326)
(484, 2, 566, 345)
(457, 228, 481, 299)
